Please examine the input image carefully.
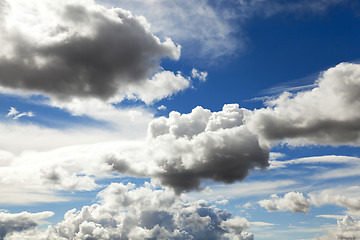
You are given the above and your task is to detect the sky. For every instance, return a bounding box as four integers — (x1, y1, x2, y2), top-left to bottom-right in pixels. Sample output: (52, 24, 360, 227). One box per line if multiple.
(0, 0, 360, 239)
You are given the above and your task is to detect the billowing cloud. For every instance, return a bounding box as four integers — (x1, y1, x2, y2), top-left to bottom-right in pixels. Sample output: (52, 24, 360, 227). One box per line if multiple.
(5, 183, 254, 240)
(317, 215, 360, 240)
(247, 62, 360, 146)
(111, 104, 269, 193)
(0, 0, 185, 104)
(258, 192, 311, 214)
(0, 211, 53, 240)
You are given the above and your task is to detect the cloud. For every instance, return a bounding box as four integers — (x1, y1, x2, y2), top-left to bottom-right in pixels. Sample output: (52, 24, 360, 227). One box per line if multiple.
(157, 105, 167, 111)
(114, 104, 269, 193)
(247, 62, 360, 146)
(192, 69, 208, 82)
(100, 0, 239, 59)
(125, 71, 191, 104)
(5, 182, 254, 240)
(99, 0, 348, 59)
(258, 186, 360, 216)
(6, 107, 34, 120)
(316, 215, 360, 240)
(0, 0, 186, 104)
(309, 186, 360, 212)
(258, 192, 311, 214)
(269, 155, 360, 169)
(0, 211, 53, 240)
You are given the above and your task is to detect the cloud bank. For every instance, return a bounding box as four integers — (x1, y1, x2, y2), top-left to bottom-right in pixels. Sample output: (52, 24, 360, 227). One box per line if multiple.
(2, 183, 253, 240)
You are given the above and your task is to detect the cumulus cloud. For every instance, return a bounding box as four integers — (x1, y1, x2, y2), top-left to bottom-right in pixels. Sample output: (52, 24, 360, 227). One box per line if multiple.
(115, 104, 269, 193)
(5, 183, 253, 240)
(258, 192, 311, 214)
(0, 0, 186, 104)
(316, 215, 360, 240)
(247, 62, 360, 146)
(0, 211, 53, 240)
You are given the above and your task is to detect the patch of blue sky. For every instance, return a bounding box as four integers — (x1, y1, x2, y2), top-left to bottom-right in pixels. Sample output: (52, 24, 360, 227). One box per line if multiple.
(0, 93, 111, 129)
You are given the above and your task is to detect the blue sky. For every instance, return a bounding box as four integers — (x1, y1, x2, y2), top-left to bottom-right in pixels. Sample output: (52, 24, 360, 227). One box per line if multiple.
(1, 0, 360, 239)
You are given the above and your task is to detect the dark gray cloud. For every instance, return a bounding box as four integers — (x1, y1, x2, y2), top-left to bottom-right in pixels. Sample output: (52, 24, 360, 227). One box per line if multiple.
(0, 0, 180, 102)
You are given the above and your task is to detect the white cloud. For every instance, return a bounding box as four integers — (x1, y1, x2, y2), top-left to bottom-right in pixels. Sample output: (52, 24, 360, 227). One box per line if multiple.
(316, 215, 360, 240)
(6, 107, 18, 117)
(192, 68, 208, 82)
(6, 107, 34, 120)
(258, 192, 311, 214)
(157, 105, 166, 111)
(269, 155, 360, 169)
(247, 62, 360, 146)
(125, 70, 191, 104)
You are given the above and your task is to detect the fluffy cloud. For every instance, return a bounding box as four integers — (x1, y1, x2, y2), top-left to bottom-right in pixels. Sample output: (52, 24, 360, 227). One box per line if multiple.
(259, 186, 360, 215)
(247, 62, 360, 146)
(0, 0, 186, 104)
(258, 192, 311, 214)
(111, 104, 269, 193)
(4, 183, 253, 240)
(0, 211, 53, 240)
(316, 215, 360, 240)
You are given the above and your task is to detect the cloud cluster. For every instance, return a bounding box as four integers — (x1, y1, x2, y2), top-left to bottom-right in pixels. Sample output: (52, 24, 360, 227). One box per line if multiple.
(3, 62, 360, 200)
(4, 183, 253, 240)
(247, 62, 360, 146)
(0, 0, 187, 104)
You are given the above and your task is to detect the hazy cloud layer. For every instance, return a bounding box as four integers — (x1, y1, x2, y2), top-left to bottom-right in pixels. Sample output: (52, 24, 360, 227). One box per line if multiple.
(99, 0, 348, 59)
(4, 183, 253, 240)
(0, 0, 186, 103)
